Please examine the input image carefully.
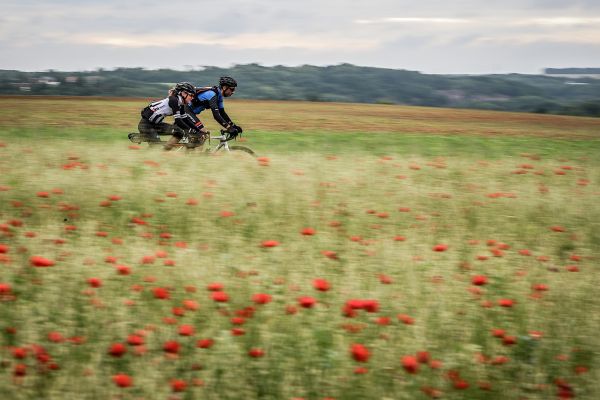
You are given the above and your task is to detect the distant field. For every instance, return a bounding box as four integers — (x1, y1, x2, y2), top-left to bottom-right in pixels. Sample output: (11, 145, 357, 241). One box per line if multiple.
(0, 97, 599, 399)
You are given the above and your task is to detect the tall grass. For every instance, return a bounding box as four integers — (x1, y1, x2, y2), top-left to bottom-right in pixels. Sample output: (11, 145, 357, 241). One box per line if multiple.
(0, 137, 598, 399)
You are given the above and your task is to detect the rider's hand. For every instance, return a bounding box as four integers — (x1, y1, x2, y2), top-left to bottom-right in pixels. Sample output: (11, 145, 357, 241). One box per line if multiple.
(233, 124, 243, 134)
(226, 124, 238, 134)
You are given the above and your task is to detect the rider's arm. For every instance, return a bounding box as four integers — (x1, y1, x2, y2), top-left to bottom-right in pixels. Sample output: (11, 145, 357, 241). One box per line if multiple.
(207, 95, 232, 128)
(172, 100, 205, 132)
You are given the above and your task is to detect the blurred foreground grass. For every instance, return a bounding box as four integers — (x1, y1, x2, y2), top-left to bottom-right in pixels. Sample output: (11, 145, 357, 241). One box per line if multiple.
(0, 98, 599, 399)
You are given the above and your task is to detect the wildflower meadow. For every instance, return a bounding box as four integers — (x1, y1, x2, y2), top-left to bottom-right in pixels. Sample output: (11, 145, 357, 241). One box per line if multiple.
(0, 97, 599, 399)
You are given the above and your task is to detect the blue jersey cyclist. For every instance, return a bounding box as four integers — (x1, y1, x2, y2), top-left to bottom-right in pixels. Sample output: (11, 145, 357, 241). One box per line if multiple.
(190, 76, 243, 137)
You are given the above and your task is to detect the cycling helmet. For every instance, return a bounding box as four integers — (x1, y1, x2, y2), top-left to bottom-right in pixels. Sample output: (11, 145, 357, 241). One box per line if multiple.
(174, 82, 196, 94)
(219, 76, 237, 88)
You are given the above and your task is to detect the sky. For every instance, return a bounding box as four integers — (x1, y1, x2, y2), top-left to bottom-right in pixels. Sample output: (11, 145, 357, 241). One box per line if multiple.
(2, 0, 600, 74)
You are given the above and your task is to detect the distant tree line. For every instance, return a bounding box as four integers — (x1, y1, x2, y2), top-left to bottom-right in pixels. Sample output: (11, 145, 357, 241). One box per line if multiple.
(1, 64, 599, 117)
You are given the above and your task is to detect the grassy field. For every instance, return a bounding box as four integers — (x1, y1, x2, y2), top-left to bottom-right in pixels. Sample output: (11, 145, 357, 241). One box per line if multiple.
(0, 97, 599, 399)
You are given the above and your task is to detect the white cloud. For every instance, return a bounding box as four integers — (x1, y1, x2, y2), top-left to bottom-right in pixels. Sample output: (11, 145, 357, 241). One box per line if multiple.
(355, 17, 471, 25)
(60, 31, 378, 51)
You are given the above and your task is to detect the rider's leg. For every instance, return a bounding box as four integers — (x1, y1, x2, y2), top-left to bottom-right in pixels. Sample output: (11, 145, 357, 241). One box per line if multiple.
(138, 119, 161, 142)
(163, 127, 184, 151)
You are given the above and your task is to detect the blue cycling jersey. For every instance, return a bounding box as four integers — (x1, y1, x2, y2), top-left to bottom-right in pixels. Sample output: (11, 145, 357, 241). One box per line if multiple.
(190, 89, 224, 114)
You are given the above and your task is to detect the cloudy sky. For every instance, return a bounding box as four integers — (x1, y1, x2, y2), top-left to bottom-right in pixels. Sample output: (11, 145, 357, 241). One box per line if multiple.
(2, 0, 599, 74)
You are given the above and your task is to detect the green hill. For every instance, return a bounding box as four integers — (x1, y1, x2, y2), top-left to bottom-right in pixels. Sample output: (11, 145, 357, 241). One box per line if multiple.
(1, 64, 599, 117)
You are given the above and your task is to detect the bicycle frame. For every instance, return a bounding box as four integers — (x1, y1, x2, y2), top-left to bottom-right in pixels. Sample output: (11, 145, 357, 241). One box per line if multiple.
(179, 130, 237, 153)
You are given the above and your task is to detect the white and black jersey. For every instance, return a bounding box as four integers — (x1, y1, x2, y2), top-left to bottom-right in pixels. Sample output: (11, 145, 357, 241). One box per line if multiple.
(141, 95, 204, 132)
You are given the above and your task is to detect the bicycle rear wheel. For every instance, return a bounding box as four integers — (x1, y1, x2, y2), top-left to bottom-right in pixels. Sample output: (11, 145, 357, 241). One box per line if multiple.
(228, 145, 256, 158)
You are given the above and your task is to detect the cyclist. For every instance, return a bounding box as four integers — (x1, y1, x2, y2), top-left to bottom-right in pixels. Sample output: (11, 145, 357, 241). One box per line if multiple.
(190, 76, 243, 138)
(132, 82, 209, 150)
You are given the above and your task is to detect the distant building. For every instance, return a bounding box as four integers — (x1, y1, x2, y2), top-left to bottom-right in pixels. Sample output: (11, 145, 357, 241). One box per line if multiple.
(36, 76, 61, 86)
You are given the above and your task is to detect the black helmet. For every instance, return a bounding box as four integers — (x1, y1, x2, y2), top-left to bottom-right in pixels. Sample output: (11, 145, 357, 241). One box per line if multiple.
(219, 76, 237, 88)
(174, 82, 195, 94)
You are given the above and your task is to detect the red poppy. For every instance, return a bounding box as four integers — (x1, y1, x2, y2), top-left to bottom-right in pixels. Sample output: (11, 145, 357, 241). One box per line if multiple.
(163, 340, 180, 354)
(397, 314, 414, 325)
(252, 293, 273, 304)
(402, 355, 419, 373)
(11, 347, 27, 359)
(350, 343, 370, 362)
(183, 300, 199, 310)
(354, 367, 369, 374)
(48, 331, 64, 343)
(471, 275, 488, 286)
(416, 351, 430, 364)
(196, 338, 214, 349)
(211, 291, 229, 302)
(491, 328, 506, 338)
(178, 325, 195, 336)
(261, 240, 280, 248)
(321, 250, 338, 260)
(301, 227, 316, 236)
(0, 244, 8, 253)
(153, 287, 170, 299)
(298, 296, 317, 308)
(171, 379, 187, 392)
(248, 348, 265, 358)
(313, 279, 331, 291)
(14, 364, 27, 377)
(207, 282, 224, 291)
(432, 244, 448, 252)
(127, 334, 144, 346)
(116, 265, 131, 275)
(0, 283, 12, 295)
(498, 299, 515, 307)
(87, 277, 102, 288)
(362, 300, 379, 313)
(30, 256, 55, 267)
(112, 373, 133, 388)
(108, 343, 127, 357)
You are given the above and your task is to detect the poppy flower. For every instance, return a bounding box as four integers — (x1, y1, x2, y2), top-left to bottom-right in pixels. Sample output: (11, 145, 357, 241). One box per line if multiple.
(402, 355, 419, 373)
(0, 244, 8, 253)
(0, 283, 12, 295)
(112, 373, 133, 388)
(432, 244, 448, 252)
(14, 364, 27, 377)
(211, 291, 229, 302)
(87, 277, 102, 288)
(298, 296, 317, 308)
(183, 300, 199, 310)
(362, 300, 379, 313)
(127, 334, 144, 346)
(178, 325, 195, 336)
(248, 348, 265, 358)
(170, 379, 187, 392)
(196, 338, 214, 349)
(108, 343, 127, 357)
(313, 279, 331, 291)
(163, 340, 180, 354)
(261, 240, 280, 248)
(321, 250, 338, 260)
(153, 287, 170, 299)
(471, 275, 488, 286)
(252, 293, 272, 304)
(116, 265, 131, 275)
(11, 347, 27, 359)
(48, 332, 64, 343)
(397, 314, 414, 325)
(207, 282, 224, 291)
(300, 227, 316, 236)
(350, 344, 370, 362)
(498, 299, 515, 308)
(30, 256, 55, 267)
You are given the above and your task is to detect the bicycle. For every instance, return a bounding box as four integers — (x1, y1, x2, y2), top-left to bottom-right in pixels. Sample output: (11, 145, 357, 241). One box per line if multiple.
(127, 129, 256, 157)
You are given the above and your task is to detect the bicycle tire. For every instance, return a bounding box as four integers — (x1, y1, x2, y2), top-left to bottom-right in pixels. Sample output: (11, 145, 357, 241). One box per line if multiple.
(228, 145, 257, 157)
